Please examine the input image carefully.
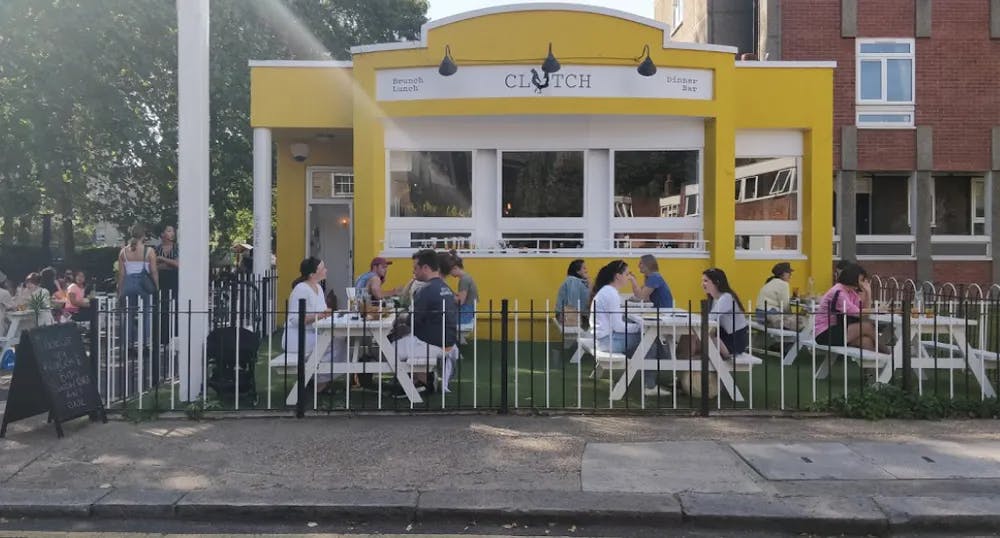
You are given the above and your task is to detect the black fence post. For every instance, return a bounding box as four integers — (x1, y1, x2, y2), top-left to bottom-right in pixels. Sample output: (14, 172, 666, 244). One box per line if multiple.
(499, 299, 509, 414)
(296, 298, 306, 419)
(229, 276, 238, 328)
(901, 298, 912, 392)
(700, 299, 711, 417)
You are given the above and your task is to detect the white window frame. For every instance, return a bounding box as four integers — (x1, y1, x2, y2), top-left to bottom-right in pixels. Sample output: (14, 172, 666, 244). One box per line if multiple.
(384, 149, 476, 250)
(856, 38, 915, 129)
(609, 148, 705, 253)
(332, 173, 354, 197)
(307, 166, 355, 204)
(769, 169, 794, 196)
(972, 177, 986, 235)
(380, 116, 707, 257)
(734, 156, 803, 259)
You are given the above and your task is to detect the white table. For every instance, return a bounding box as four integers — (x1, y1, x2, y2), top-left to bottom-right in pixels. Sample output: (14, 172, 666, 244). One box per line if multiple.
(869, 313, 994, 396)
(607, 311, 747, 402)
(1, 310, 49, 358)
(284, 313, 425, 405)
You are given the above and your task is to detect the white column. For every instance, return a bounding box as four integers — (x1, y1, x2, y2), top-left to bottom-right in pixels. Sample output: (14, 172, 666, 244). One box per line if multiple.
(585, 149, 611, 251)
(177, 0, 210, 402)
(253, 128, 273, 275)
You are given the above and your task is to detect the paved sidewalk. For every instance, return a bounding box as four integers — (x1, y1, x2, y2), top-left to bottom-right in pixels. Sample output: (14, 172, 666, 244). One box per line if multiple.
(2, 414, 1000, 534)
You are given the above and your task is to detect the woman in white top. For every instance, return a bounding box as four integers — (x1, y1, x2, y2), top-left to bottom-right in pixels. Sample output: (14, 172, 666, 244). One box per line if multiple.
(702, 268, 749, 358)
(284, 257, 331, 356)
(14, 272, 54, 326)
(590, 260, 642, 357)
(117, 225, 158, 341)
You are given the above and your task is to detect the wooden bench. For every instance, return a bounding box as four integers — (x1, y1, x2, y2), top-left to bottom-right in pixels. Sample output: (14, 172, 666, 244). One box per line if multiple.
(551, 315, 586, 362)
(574, 331, 628, 378)
(749, 319, 806, 362)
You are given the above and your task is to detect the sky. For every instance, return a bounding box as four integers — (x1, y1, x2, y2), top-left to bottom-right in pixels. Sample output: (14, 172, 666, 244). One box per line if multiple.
(426, 0, 655, 21)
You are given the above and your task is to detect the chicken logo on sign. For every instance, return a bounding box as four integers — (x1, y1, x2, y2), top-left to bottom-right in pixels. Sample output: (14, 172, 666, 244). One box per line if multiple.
(530, 68, 550, 93)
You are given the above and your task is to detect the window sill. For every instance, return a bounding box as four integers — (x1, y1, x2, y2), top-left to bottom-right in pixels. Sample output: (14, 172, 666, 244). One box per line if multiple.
(735, 251, 807, 261)
(856, 104, 915, 129)
(857, 124, 916, 130)
(380, 248, 710, 259)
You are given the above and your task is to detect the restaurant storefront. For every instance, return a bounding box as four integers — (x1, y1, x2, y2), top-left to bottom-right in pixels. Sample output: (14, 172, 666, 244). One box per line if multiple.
(249, 4, 834, 308)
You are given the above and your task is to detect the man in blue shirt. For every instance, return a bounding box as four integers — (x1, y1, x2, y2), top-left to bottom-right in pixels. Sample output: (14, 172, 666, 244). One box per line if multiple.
(392, 249, 459, 396)
(355, 256, 401, 301)
(628, 254, 674, 396)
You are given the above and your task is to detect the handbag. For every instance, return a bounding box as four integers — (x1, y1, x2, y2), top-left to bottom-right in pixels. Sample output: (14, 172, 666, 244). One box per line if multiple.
(139, 246, 158, 296)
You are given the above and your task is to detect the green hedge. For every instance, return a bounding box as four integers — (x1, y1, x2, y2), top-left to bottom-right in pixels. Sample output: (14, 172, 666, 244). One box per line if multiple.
(810, 383, 1000, 420)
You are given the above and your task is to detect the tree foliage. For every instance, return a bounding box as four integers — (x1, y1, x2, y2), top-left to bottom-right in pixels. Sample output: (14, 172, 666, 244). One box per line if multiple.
(0, 0, 428, 255)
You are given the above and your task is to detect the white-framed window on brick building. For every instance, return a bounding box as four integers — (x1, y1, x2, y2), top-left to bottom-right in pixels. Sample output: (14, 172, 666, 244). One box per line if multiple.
(672, 0, 684, 34)
(856, 39, 914, 128)
(931, 175, 988, 236)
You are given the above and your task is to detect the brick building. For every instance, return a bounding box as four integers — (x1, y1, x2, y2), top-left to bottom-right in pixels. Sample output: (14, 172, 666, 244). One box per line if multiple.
(657, 0, 1000, 286)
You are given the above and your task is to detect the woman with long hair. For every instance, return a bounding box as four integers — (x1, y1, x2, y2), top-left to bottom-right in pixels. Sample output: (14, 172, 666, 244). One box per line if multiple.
(284, 257, 331, 356)
(39, 267, 59, 295)
(702, 268, 749, 358)
(555, 258, 590, 328)
(117, 224, 158, 339)
(814, 263, 886, 352)
(590, 260, 642, 362)
(64, 270, 92, 322)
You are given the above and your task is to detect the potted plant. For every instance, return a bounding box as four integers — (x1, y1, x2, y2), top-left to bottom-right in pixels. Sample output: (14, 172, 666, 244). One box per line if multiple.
(26, 292, 50, 325)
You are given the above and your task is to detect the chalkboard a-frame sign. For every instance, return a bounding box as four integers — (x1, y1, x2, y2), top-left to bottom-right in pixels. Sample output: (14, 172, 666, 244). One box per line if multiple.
(0, 324, 107, 438)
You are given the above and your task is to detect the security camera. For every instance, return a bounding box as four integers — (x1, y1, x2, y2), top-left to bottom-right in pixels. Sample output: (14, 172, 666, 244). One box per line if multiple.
(290, 142, 310, 162)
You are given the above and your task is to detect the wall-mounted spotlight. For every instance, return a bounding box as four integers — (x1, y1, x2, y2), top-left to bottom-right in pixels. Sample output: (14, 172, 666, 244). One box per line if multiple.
(438, 45, 458, 76)
(637, 44, 657, 77)
(541, 42, 561, 74)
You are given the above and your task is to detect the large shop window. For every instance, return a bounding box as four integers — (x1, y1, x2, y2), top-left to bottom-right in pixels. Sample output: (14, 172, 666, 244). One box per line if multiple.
(734, 157, 800, 255)
(612, 150, 702, 250)
(389, 151, 473, 217)
(856, 39, 914, 128)
(501, 152, 584, 218)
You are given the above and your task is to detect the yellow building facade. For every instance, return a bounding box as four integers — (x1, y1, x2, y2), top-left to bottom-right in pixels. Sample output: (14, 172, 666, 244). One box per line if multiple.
(250, 4, 834, 312)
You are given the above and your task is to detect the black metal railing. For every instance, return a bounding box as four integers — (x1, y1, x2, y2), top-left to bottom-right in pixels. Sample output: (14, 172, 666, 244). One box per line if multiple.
(20, 291, 997, 416)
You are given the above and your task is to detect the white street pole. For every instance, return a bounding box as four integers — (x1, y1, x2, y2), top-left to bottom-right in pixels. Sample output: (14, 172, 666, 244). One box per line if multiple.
(176, 0, 210, 401)
(252, 128, 273, 276)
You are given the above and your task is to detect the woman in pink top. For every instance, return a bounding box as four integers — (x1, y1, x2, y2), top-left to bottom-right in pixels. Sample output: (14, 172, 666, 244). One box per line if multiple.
(813, 263, 886, 352)
(64, 271, 92, 321)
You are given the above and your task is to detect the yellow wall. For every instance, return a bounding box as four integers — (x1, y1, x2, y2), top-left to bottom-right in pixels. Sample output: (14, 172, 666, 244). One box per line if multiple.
(252, 7, 834, 315)
(274, 134, 353, 303)
(251, 67, 355, 129)
(732, 66, 835, 295)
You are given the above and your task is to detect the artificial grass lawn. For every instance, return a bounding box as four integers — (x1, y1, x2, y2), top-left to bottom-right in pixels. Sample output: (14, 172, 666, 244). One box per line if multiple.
(123, 333, 999, 413)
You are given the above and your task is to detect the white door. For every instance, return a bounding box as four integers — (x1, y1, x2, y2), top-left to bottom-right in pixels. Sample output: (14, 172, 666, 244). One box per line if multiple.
(309, 204, 353, 308)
